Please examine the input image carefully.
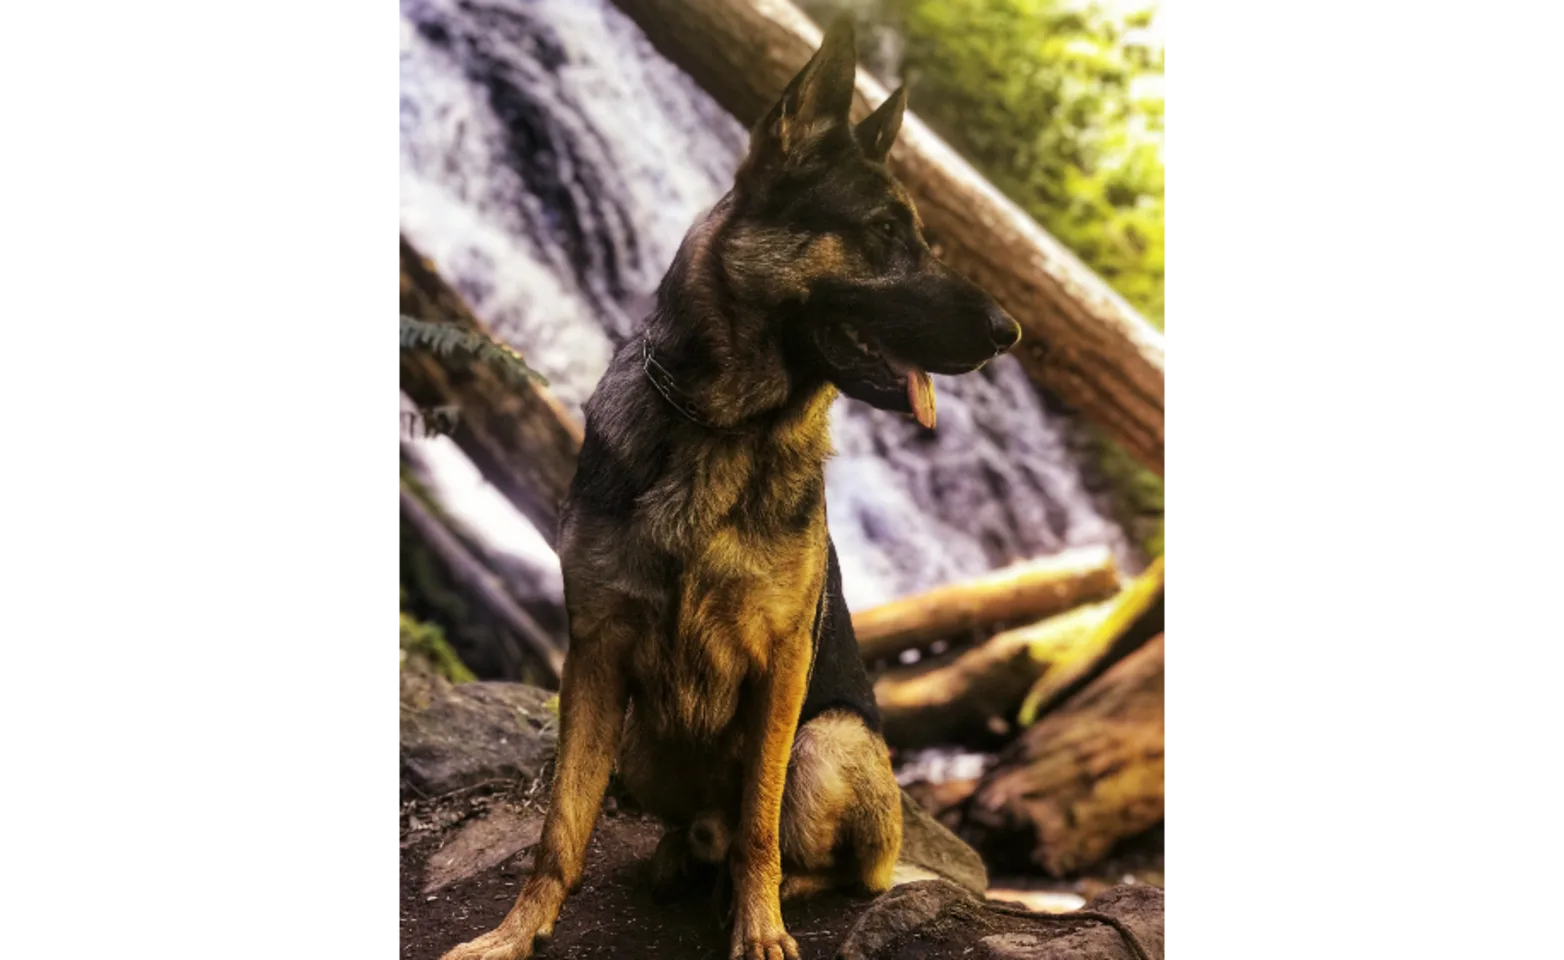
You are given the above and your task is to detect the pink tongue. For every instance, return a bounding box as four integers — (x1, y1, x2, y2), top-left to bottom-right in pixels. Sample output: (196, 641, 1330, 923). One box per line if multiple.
(906, 369, 936, 429)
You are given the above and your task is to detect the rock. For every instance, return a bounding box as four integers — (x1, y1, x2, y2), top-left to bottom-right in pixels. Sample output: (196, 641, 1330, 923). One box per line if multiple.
(837, 880, 988, 960)
(1075, 884, 1165, 959)
(987, 884, 1163, 960)
(898, 790, 989, 895)
(837, 878, 1162, 960)
(400, 672, 557, 797)
(980, 932, 1045, 958)
(422, 806, 544, 893)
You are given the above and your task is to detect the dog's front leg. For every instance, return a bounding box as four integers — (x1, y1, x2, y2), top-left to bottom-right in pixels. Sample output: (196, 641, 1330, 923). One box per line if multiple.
(730, 629, 812, 960)
(440, 640, 628, 960)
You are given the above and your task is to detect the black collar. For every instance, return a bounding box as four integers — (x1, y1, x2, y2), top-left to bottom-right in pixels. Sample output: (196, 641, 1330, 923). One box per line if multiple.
(642, 338, 746, 435)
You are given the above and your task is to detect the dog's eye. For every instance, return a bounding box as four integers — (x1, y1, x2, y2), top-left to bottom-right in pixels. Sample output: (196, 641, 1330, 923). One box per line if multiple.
(875, 220, 897, 238)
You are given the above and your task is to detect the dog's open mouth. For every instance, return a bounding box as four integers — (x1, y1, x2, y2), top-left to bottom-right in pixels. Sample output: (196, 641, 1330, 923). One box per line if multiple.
(821, 323, 938, 430)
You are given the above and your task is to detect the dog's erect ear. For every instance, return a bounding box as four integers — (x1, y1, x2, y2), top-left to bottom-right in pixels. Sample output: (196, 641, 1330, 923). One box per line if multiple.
(754, 20, 857, 159)
(855, 86, 906, 162)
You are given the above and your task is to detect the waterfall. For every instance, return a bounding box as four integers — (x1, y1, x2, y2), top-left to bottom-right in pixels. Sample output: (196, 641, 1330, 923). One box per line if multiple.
(400, 0, 1138, 615)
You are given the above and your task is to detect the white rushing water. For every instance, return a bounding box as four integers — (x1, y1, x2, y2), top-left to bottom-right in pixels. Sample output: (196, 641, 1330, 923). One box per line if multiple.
(399, 0, 1138, 612)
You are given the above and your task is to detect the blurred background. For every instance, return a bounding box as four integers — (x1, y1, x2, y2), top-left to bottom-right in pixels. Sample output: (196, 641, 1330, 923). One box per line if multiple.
(400, 0, 1164, 918)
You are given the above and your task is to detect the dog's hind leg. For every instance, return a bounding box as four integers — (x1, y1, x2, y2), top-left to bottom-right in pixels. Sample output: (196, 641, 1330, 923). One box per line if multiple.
(852, 781, 903, 895)
(648, 809, 731, 900)
(779, 709, 903, 897)
(778, 871, 839, 901)
(689, 808, 734, 864)
(440, 619, 630, 960)
(648, 827, 696, 900)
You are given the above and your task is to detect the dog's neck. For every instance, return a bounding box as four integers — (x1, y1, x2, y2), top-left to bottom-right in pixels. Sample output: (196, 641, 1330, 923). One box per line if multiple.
(558, 203, 848, 564)
(641, 195, 835, 436)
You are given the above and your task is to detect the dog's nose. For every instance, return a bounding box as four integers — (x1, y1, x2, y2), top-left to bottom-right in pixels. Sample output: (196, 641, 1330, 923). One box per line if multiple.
(987, 305, 1022, 351)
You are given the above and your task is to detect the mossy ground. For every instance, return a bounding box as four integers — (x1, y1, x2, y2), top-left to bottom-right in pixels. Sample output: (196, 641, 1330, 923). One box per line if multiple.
(400, 608, 476, 684)
(399, 465, 557, 685)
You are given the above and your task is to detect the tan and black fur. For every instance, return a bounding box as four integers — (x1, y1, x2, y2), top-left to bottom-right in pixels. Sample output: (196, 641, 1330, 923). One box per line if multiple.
(441, 21, 1021, 960)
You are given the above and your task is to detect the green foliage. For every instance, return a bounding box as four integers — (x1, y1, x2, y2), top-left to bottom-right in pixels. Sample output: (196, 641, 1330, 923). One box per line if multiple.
(400, 608, 477, 683)
(399, 472, 484, 682)
(899, 0, 1164, 557)
(400, 315, 549, 387)
(900, 0, 1163, 327)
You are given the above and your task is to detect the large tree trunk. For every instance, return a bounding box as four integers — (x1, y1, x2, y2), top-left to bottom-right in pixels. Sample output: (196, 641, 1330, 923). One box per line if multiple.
(963, 634, 1164, 878)
(608, 0, 1165, 473)
(400, 235, 584, 545)
(853, 545, 1119, 663)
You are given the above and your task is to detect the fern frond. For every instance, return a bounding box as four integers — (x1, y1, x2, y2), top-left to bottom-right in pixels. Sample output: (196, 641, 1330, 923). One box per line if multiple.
(399, 315, 549, 387)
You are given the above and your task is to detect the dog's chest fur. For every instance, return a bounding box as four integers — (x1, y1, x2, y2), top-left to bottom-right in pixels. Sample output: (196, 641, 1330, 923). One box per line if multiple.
(559, 346, 837, 743)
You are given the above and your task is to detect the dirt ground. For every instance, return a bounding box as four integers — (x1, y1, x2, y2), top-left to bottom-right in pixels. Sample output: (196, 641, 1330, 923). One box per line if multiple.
(400, 783, 1163, 960)
(402, 802, 880, 960)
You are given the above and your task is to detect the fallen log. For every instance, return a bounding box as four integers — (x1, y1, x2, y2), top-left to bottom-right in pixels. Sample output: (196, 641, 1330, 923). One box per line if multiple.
(964, 635, 1164, 878)
(608, 0, 1165, 473)
(875, 600, 1115, 749)
(876, 557, 1164, 748)
(854, 545, 1120, 663)
(400, 235, 584, 545)
(1019, 555, 1164, 726)
(401, 481, 566, 684)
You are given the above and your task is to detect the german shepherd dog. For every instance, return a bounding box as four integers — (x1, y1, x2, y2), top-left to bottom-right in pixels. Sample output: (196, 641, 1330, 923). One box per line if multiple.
(441, 21, 1020, 960)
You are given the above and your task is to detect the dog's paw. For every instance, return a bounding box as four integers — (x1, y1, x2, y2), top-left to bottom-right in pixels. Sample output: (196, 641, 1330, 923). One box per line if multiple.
(438, 926, 536, 960)
(440, 894, 558, 960)
(729, 920, 800, 960)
